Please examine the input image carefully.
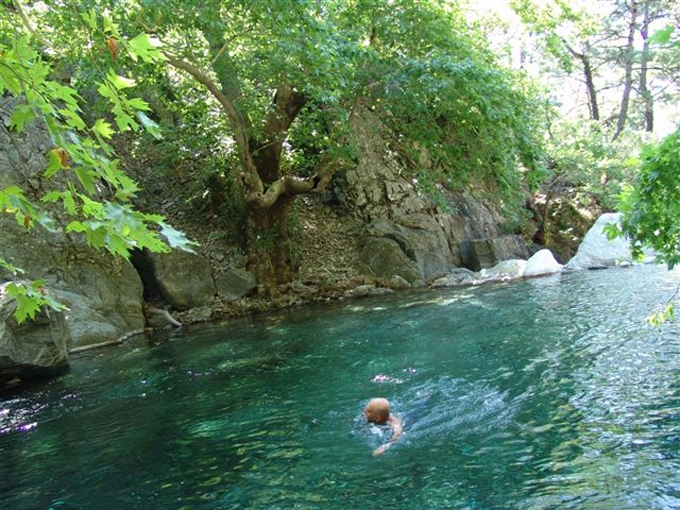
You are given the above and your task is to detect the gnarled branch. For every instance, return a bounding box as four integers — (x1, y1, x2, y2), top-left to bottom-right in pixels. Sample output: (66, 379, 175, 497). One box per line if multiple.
(163, 53, 263, 195)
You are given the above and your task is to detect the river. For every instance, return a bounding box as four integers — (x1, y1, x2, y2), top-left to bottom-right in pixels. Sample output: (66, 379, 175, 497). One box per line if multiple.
(1, 264, 679, 509)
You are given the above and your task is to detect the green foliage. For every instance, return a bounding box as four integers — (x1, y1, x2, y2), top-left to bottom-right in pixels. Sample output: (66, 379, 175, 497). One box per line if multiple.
(0, 259, 67, 323)
(544, 120, 643, 209)
(350, 1, 545, 208)
(0, 5, 196, 323)
(648, 24, 679, 47)
(612, 126, 680, 269)
(603, 126, 680, 325)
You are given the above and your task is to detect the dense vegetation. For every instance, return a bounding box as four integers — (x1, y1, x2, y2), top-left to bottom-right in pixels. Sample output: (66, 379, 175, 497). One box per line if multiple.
(1, 0, 678, 323)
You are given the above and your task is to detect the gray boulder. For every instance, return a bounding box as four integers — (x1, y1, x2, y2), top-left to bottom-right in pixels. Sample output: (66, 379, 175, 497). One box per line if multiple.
(148, 250, 216, 309)
(460, 235, 530, 271)
(357, 237, 422, 283)
(366, 215, 457, 279)
(0, 287, 70, 383)
(216, 268, 257, 300)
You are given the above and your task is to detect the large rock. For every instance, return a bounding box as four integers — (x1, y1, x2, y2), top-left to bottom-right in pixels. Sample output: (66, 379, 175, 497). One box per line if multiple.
(216, 268, 257, 300)
(0, 97, 146, 353)
(460, 235, 530, 271)
(524, 249, 563, 276)
(147, 250, 216, 309)
(0, 215, 146, 349)
(0, 287, 70, 383)
(479, 259, 527, 280)
(566, 213, 636, 270)
(357, 237, 422, 283)
(365, 215, 456, 278)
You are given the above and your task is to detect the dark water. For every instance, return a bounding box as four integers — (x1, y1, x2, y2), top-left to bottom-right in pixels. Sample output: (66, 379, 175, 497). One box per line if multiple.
(1, 265, 679, 510)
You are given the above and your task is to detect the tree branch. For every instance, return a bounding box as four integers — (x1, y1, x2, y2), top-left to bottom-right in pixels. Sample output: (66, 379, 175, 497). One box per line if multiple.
(10, 0, 53, 49)
(163, 52, 263, 194)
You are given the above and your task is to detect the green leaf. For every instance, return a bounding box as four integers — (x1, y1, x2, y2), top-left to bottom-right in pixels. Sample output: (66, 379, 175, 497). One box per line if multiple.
(4, 280, 66, 324)
(127, 33, 166, 63)
(80, 9, 98, 30)
(136, 111, 161, 139)
(107, 69, 137, 90)
(66, 220, 87, 233)
(92, 119, 115, 139)
(0, 257, 25, 276)
(160, 221, 199, 253)
(75, 166, 98, 194)
(45, 81, 80, 108)
(44, 150, 64, 177)
(127, 97, 150, 111)
(36, 211, 57, 233)
(9, 105, 36, 132)
(59, 108, 87, 130)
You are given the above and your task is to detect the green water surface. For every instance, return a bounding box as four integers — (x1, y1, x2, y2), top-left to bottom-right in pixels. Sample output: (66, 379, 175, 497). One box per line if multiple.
(1, 265, 679, 509)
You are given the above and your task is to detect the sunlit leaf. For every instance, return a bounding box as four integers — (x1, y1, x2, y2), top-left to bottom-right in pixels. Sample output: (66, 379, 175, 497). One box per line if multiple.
(107, 69, 136, 90)
(92, 119, 115, 139)
(127, 33, 166, 63)
(160, 222, 199, 253)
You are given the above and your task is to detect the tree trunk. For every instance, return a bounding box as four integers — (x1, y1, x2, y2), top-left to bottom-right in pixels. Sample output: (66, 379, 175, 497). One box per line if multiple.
(245, 196, 295, 295)
(168, 30, 348, 295)
(581, 46, 600, 121)
(614, 1, 638, 139)
(564, 40, 600, 121)
(638, 0, 654, 132)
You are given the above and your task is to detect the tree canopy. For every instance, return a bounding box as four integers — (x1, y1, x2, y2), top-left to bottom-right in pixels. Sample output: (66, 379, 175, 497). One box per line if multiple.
(1, 0, 678, 324)
(2, 0, 545, 317)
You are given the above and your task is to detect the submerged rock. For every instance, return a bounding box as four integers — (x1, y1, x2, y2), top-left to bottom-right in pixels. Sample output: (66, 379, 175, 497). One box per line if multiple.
(429, 268, 477, 288)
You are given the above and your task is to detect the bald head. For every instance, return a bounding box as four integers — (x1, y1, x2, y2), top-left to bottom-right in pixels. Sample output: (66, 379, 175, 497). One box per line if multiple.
(364, 397, 391, 424)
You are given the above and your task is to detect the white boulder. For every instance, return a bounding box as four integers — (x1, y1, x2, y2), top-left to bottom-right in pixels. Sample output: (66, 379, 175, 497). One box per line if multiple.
(480, 259, 527, 280)
(565, 213, 634, 270)
(524, 249, 563, 276)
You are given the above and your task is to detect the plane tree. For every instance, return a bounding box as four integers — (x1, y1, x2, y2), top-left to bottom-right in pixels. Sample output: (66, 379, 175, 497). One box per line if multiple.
(1, 0, 545, 309)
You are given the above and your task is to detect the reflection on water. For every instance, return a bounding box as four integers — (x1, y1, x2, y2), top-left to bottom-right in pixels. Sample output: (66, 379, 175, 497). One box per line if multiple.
(1, 265, 679, 509)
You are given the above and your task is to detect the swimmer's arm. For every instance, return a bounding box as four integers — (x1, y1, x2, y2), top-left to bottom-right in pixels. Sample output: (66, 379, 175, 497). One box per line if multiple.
(372, 415, 403, 456)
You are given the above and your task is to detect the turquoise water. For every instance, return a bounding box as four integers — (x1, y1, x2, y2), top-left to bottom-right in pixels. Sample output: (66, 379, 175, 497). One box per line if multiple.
(1, 265, 679, 509)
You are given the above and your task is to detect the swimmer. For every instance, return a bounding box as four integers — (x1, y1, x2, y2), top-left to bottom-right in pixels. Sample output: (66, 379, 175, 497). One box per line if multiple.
(364, 397, 403, 456)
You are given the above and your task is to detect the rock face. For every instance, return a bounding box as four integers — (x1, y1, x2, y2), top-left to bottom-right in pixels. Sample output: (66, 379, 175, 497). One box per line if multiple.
(0, 288, 70, 383)
(336, 111, 516, 281)
(461, 235, 530, 271)
(566, 213, 634, 270)
(0, 97, 146, 357)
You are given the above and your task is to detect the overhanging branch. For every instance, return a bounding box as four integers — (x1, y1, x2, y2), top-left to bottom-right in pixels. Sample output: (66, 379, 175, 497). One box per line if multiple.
(163, 52, 263, 194)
